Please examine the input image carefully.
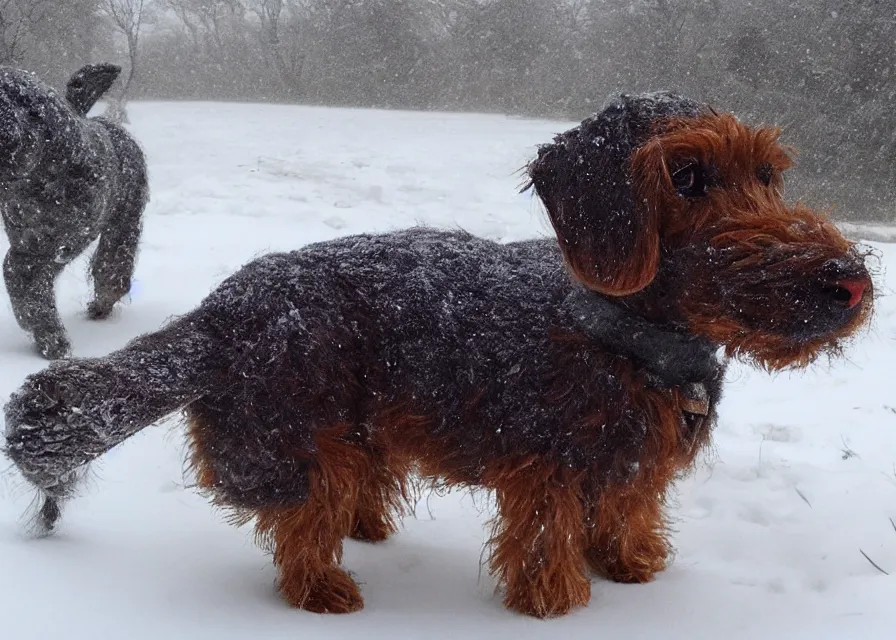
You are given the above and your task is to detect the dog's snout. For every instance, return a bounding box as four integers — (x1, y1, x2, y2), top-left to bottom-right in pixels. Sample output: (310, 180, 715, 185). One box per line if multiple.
(820, 257, 866, 278)
(819, 258, 869, 309)
(827, 279, 866, 309)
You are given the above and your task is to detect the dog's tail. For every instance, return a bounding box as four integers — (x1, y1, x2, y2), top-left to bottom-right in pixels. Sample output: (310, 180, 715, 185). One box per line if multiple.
(65, 63, 121, 117)
(3, 312, 218, 535)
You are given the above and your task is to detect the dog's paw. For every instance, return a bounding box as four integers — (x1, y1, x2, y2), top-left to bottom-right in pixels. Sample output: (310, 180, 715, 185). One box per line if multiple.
(350, 515, 396, 543)
(502, 572, 591, 618)
(279, 566, 364, 614)
(586, 545, 668, 584)
(34, 333, 71, 360)
(86, 299, 115, 320)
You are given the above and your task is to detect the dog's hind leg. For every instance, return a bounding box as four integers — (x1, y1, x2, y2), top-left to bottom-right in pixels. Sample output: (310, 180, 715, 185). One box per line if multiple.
(87, 195, 144, 319)
(87, 131, 148, 320)
(253, 425, 371, 613)
(484, 460, 590, 618)
(3, 249, 71, 359)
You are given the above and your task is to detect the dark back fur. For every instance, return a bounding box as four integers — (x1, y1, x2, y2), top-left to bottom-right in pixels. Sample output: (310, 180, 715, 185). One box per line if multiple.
(191, 230, 722, 496)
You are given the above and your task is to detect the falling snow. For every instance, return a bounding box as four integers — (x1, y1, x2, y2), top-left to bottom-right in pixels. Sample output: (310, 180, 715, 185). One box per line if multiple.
(0, 102, 893, 638)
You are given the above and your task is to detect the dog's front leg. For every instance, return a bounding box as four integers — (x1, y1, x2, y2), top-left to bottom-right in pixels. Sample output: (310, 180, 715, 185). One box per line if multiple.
(348, 447, 408, 543)
(3, 249, 70, 359)
(485, 461, 590, 618)
(583, 477, 672, 584)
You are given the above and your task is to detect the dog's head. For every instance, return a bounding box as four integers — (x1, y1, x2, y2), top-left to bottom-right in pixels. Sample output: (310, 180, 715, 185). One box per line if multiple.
(528, 92, 873, 370)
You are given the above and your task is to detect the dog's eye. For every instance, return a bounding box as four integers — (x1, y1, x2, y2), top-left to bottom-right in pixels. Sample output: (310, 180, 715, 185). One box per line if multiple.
(671, 161, 707, 198)
(757, 162, 774, 186)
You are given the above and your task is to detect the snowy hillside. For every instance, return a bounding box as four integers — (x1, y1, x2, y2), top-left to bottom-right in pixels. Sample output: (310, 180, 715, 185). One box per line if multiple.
(0, 102, 894, 639)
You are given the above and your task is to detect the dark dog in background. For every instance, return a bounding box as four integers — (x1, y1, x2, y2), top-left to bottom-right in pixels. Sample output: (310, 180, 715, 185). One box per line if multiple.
(0, 63, 148, 359)
(3, 93, 872, 617)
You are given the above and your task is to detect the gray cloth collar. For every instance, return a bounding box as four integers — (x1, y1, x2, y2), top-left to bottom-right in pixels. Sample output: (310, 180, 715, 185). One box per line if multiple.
(563, 287, 721, 389)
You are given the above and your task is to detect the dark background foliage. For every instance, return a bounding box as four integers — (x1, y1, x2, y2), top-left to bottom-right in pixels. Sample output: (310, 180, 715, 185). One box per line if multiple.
(7, 0, 895, 221)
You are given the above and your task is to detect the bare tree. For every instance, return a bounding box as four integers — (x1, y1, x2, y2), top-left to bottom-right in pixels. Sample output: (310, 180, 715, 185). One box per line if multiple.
(166, 0, 243, 53)
(105, 0, 152, 100)
(247, 0, 362, 99)
(0, 0, 49, 64)
(248, 0, 306, 97)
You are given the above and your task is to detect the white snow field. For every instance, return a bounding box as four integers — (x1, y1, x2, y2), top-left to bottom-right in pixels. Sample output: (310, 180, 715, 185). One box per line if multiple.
(1, 102, 895, 639)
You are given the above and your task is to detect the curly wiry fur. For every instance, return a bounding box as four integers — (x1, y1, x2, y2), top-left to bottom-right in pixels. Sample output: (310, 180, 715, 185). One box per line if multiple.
(3, 92, 873, 618)
(0, 63, 149, 359)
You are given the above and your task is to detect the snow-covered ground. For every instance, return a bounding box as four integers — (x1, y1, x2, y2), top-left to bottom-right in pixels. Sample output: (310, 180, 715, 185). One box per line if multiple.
(1, 102, 895, 639)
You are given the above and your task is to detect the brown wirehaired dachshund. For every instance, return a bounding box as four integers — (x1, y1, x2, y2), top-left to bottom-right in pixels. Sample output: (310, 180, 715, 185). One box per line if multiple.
(4, 92, 872, 618)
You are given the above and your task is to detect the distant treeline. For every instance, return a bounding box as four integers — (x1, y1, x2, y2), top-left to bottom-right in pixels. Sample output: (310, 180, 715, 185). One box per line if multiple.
(6, 0, 896, 221)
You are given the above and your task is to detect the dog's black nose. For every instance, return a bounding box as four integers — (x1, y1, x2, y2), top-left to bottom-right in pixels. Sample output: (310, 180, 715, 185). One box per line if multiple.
(819, 258, 869, 309)
(825, 278, 866, 309)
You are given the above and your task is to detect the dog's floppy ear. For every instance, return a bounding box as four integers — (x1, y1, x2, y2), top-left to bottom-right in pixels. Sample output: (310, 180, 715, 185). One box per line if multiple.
(65, 63, 122, 117)
(528, 92, 704, 296)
